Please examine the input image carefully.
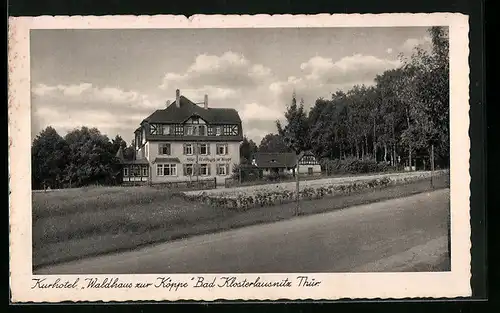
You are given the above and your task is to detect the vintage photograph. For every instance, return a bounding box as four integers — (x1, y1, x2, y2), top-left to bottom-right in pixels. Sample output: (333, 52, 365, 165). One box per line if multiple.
(30, 25, 451, 274)
(8, 14, 471, 302)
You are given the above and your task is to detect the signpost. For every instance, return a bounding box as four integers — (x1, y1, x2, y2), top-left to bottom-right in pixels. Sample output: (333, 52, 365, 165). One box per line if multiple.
(295, 151, 305, 216)
(430, 144, 435, 188)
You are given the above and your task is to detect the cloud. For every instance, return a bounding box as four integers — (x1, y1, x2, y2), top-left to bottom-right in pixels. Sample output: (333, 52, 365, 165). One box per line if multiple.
(31, 83, 160, 143)
(269, 54, 401, 109)
(401, 36, 432, 52)
(386, 48, 393, 54)
(299, 54, 401, 84)
(32, 52, 403, 145)
(240, 102, 283, 121)
(159, 51, 274, 91)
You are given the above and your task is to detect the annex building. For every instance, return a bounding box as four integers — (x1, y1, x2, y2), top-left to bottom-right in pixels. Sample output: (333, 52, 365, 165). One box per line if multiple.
(117, 89, 243, 185)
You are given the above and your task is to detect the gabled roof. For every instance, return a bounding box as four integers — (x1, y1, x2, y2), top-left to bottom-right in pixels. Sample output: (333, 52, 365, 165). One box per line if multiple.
(253, 152, 297, 168)
(143, 96, 241, 124)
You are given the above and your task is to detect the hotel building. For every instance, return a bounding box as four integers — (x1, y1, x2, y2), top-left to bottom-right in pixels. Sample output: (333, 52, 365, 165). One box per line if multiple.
(118, 89, 243, 185)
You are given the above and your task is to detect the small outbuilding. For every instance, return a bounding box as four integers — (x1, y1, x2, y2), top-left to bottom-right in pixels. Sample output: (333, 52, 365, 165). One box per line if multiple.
(115, 146, 150, 184)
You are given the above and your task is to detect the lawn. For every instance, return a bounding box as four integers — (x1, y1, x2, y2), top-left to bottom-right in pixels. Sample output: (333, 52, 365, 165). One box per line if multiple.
(33, 173, 450, 269)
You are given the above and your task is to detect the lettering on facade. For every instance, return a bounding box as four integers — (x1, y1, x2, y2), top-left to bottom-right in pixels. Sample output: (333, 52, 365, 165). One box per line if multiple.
(185, 157, 232, 163)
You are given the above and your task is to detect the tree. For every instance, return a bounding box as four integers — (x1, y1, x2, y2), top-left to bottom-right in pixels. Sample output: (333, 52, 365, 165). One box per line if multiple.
(400, 26, 450, 168)
(240, 136, 258, 164)
(111, 135, 127, 155)
(63, 126, 119, 187)
(31, 126, 69, 189)
(276, 93, 310, 154)
(258, 133, 291, 153)
(123, 139, 136, 161)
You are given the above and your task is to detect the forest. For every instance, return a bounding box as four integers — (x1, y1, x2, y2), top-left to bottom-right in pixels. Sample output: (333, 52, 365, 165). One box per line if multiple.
(31, 27, 449, 189)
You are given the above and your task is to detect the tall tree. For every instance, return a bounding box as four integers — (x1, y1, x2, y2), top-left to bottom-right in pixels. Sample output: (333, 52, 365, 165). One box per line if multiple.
(31, 126, 69, 189)
(276, 94, 310, 154)
(240, 136, 258, 164)
(258, 133, 291, 153)
(111, 135, 127, 155)
(400, 26, 450, 167)
(123, 139, 136, 161)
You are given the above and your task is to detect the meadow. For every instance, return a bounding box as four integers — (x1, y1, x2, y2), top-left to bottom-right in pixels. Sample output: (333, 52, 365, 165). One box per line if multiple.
(33, 172, 450, 269)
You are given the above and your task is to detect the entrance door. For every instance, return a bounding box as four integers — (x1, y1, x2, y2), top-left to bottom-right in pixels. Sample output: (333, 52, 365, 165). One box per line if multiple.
(308, 167, 313, 175)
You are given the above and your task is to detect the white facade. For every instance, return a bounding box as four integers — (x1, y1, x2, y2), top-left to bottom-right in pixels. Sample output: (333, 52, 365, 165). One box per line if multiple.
(298, 164, 322, 175)
(145, 141, 240, 184)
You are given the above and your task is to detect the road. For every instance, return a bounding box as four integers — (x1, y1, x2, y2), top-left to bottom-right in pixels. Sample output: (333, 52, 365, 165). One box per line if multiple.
(36, 189, 450, 274)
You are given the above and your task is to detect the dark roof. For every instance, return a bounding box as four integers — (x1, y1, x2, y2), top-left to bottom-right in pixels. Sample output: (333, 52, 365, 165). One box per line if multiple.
(123, 158, 149, 165)
(146, 135, 242, 142)
(152, 157, 181, 163)
(254, 152, 297, 168)
(143, 96, 241, 124)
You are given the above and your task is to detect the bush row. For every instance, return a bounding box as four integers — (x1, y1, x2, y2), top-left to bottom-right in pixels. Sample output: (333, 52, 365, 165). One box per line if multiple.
(181, 171, 448, 211)
(320, 157, 395, 174)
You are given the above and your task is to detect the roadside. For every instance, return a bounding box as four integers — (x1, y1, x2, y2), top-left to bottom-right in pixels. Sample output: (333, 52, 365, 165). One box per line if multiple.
(33, 174, 449, 270)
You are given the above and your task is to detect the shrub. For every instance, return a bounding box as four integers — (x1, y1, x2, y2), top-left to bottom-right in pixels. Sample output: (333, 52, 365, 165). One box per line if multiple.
(321, 157, 392, 175)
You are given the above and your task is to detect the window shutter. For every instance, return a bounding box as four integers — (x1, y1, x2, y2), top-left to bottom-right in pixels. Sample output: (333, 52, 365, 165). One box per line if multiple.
(207, 144, 211, 155)
(183, 144, 186, 155)
(225, 144, 228, 155)
(207, 164, 211, 176)
(226, 164, 230, 175)
(166, 143, 171, 155)
(158, 144, 162, 155)
(183, 164, 187, 176)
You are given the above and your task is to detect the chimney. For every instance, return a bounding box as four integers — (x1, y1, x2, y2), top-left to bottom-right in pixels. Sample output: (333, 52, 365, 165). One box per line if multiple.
(175, 89, 180, 107)
(166, 100, 171, 107)
(204, 94, 208, 109)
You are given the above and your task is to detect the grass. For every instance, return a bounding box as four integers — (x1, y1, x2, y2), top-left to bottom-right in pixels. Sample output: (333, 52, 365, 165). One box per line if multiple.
(33, 174, 449, 270)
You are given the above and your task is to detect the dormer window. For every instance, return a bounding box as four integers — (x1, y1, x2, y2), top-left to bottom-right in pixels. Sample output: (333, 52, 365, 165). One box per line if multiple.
(184, 124, 206, 136)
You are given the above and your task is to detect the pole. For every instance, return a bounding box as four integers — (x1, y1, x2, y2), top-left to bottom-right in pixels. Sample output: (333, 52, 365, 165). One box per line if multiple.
(430, 144, 435, 188)
(196, 141, 199, 183)
(295, 159, 300, 216)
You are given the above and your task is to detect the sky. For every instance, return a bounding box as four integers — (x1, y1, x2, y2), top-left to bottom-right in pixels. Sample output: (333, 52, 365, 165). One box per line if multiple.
(30, 27, 432, 145)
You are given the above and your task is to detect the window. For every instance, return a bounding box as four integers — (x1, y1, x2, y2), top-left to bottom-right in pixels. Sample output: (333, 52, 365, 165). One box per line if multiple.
(162, 125, 171, 135)
(217, 164, 229, 176)
(183, 164, 194, 176)
(159, 143, 171, 155)
(185, 126, 194, 136)
(216, 143, 228, 155)
(156, 164, 177, 176)
(131, 165, 140, 176)
(183, 144, 193, 155)
(142, 128, 146, 144)
(199, 143, 209, 155)
(174, 125, 184, 136)
(142, 166, 149, 177)
(123, 167, 129, 177)
(196, 125, 206, 136)
(215, 126, 222, 136)
(199, 164, 210, 176)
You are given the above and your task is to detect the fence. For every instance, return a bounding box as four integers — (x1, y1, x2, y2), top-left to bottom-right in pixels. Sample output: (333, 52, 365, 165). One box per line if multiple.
(225, 172, 328, 189)
(151, 177, 217, 191)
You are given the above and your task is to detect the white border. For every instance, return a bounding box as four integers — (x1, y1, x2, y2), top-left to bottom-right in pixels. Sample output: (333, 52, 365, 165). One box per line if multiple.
(8, 13, 471, 302)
